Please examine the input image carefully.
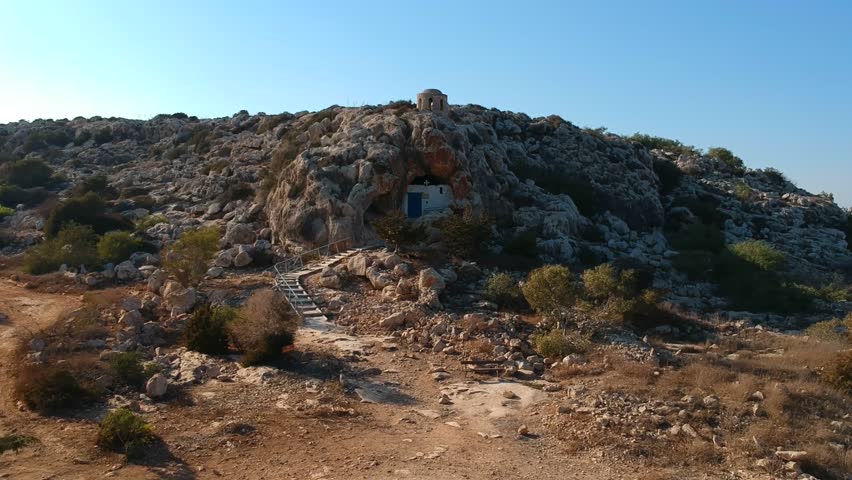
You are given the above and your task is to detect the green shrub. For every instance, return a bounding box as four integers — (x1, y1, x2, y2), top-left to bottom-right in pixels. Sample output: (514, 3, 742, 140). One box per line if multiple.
(14, 366, 97, 414)
(504, 230, 538, 257)
(0, 158, 55, 188)
(135, 214, 168, 233)
(0, 185, 49, 207)
(185, 304, 236, 355)
(44, 192, 133, 237)
(652, 158, 683, 195)
(729, 240, 785, 271)
(93, 127, 113, 145)
(71, 175, 118, 199)
(97, 408, 154, 459)
(579, 263, 661, 326)
(483, 272, 526, 310)
(522, 265, 576, 322)
(438, 211, 492, 258)
(162, 226, 219, 286)
(97, 231, 142, 264)
(670, 195, 725, 226)
(373, 210, 423, 250)
(707, 147, 744, 173)
(0, 205, 13, 219)
(109, 352, 146, 389)
(0, 434, 35, 454)
(805, 315, 851, 344)
(73, 130, 92, 146)
(532, 329, 590, 358)
(229, 290, 297, 366)
(24, 223, 99, 274)
(712, 249, 811, 313)
(673, 250, 716, 280)
(627, 133, 700, 157)
(824, 351, 852, 394)
(763, 167, 788, 185)
(733, 181, 753, 201)
(667, 222, 726, 253)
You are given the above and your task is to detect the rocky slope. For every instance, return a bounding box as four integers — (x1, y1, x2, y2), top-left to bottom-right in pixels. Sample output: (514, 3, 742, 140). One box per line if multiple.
(1, 104, 850, 310)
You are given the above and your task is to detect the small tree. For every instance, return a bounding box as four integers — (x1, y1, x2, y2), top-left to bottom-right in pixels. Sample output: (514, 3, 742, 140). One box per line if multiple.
(229, 289, 298, 366)
(97, 408, 154, 460)
(438, 210, 492, 258)
(373, 210, 422, 250)
(185, 304, 236, 355)
(483, 272, 526, 310)
(97, 231, 142, 264)
(162, 226, 219, 286)
(522, 265, 576, 325)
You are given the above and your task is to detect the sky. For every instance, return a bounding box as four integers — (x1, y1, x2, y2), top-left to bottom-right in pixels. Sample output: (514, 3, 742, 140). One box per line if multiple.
(1, 0, 850, 206)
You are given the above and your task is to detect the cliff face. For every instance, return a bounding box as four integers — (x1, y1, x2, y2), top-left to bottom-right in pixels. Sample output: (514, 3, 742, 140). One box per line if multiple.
(0, 105, 849, 283)
(264, 105, 666, 263)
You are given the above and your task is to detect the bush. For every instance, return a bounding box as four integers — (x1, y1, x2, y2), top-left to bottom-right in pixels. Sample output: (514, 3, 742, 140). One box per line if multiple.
(843, 213, 852, 252)
(185, 304, 236, 355)
(97, 231, 142, 264)
(673, 250, 716, 280)
(713, 249, 811, 313)
(373, 210, 422, 250)
(14, 366, 96, 414)
(24, 223, 99, 274)
(73, 130, 92, 146)
(522, 265, 576, 322)
(483, 272, 526, 310)
(627, 133, 700, 157)
(0, 185, 49, 207)
(109, 352, 146, 389)
(93, 127, 113, 145)
(229, 290, 298, 366)
(763, 167, 788, 185)
(0, 434, 35, 454)
(71, 174, 118, 199)
(44, 192, 133, 237)
(162, 226, 219, 286)
(805, 315, 852, 344)
(504, 230, 538, 257)
(97, 408, 154, 459)
(0, 204, 13, 219)
(579, 263, 661, 326)
(135, 214, 168, 233)
(531, 329, 590, 358)
(728, 240, 785, 271)
(652, 158, 683, 195)
(732, 181, 752, 202)
(0, 158, 55, 188)
(824, 351, 852, 394)
(707, 147, 744, 173)
(438, 211, 492, 258)
(670, 195, 725, 226)
(667, 222, 725, 253)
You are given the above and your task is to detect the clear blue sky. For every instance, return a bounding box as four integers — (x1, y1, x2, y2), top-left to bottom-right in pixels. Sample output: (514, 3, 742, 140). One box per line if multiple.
(1, 0, 850, 206)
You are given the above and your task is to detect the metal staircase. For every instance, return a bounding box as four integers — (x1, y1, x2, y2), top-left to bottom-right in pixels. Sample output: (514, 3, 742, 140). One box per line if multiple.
(272, 239, 363, 330)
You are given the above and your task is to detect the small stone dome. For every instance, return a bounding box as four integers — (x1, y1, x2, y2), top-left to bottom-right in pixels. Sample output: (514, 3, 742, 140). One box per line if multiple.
(417, 89, 449, 114)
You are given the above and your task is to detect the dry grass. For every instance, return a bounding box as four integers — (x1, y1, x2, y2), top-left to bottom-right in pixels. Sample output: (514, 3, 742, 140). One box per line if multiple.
(586, 330, 852, 478)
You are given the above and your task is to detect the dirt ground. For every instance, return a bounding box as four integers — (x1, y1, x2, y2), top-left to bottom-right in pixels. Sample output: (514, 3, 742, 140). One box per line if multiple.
(0, 278, 761, 480)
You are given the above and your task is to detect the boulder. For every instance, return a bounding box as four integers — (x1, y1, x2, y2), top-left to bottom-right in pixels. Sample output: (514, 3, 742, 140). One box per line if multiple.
(146, 373, 168, 398)
(347, 253, 371, 277)
(233, 247, 253, 268)
(418, 268, 446, 294)
(366, 266, 394, 290)
(162, 280, 197, 314)
(223, 223, 256, 247)
(147, 269, 167, 293)
(115, 261, 140, 281)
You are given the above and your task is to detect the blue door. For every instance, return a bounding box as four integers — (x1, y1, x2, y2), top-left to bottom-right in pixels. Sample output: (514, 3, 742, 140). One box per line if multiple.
(407, 192, 422, 218)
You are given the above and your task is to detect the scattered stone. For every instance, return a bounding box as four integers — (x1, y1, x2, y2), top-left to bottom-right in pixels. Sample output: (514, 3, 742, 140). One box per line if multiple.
(146, 374, 168, 398)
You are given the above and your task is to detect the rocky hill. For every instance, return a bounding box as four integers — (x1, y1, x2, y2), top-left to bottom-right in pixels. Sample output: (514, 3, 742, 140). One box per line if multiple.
(1, 104, 850, 314)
